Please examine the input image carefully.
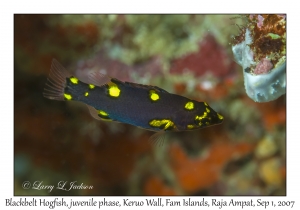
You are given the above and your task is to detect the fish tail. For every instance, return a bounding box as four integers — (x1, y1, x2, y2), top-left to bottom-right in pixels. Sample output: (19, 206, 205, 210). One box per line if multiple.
(43, 59, 72, 100)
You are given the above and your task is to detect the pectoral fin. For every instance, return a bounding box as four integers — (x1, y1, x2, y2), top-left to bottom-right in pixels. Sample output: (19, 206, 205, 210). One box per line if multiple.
(86, 105, 113, 121)
(149, 131, 166, 147)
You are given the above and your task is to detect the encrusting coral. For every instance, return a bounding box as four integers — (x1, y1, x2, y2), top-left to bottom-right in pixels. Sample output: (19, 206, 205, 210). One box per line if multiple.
(232, 15, 286, 102)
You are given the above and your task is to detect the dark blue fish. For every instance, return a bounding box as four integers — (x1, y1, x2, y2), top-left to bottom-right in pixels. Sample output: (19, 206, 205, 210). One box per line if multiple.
(44, 59, 223, 144)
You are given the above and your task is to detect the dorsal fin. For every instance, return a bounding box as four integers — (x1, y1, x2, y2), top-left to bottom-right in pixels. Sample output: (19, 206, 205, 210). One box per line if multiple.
(88, 71, 168, 94)
(124, 81, 169, 93)
(87, 71, 112, 87)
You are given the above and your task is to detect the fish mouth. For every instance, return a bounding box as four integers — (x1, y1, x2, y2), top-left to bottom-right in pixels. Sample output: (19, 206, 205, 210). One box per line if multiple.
(215, 113, 224, 124)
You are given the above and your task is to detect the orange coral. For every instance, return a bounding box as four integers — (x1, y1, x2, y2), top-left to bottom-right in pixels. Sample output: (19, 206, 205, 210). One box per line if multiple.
(248, 97, 286, 130)
(280, 165, 286, 181)
(169, 142, 255, 194)
(143, 176, 177, 196)
(173, 83, 187, 95)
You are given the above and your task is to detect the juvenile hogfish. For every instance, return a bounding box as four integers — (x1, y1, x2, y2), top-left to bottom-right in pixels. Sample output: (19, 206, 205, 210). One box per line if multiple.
(44, 59, 224, 145)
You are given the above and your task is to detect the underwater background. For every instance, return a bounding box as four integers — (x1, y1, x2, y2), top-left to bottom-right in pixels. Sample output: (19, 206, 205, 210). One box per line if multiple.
(14, 14, 286, 196)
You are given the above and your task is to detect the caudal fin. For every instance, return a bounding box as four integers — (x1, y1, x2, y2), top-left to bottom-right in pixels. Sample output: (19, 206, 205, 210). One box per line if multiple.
(43, 59, 71, 100)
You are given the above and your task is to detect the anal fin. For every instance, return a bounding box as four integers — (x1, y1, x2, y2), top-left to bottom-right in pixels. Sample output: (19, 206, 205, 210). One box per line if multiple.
(87, 71, 112, 87)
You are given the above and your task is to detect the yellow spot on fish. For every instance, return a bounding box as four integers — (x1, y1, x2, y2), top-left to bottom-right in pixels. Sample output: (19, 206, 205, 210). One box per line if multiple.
(204, 102, 208, 106)
(85, 92, 89, 97)
(89, 84, 95, 89)
(97, 110, 111, 121)
(187, 124, 195, 129)
(64, 93, 72, 100)
(108, 83, 121, 97)
(70, 77, 79, 84)
(149, 119, 175, 130)
(99, 110, 109, 116)
(206, 107, 210, 113)
(185, 101, 194, 110)
(149, 90, 159, 101)
(195, 112, 208, 121)
(217, 113, 224, 120)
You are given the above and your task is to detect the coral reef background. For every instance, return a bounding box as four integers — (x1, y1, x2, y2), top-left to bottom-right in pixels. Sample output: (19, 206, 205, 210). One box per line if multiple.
(14, 15, 286, 195)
